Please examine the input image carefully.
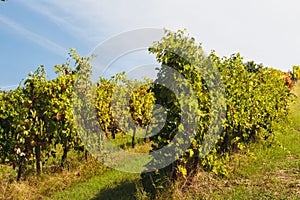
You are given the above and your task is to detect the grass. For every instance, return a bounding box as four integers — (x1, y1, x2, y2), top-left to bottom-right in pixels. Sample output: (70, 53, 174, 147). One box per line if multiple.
(48, 169, 140, 200)
(47, 133, 151, 200)
(0, 153, 109, 200)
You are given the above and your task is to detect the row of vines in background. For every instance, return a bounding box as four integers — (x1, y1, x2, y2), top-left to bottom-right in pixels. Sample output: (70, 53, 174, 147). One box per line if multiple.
(293, 65, 300, 83)
(95, 74, 155, 148)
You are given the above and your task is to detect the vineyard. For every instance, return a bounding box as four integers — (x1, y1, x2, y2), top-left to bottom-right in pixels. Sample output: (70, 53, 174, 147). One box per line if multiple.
(0, 30, 298, 199)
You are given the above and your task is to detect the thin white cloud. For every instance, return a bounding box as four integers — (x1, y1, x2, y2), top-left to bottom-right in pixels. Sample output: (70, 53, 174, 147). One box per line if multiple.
(0, 84, 19, 90)
(18, 0, 87, 43)
(0, 14, 68, 57)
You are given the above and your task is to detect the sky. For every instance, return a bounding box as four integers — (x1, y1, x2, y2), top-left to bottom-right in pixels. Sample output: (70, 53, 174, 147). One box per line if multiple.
(1, 0, 300, 90)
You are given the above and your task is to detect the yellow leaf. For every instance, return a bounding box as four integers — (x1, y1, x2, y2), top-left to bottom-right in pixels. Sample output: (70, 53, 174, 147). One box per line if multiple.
(189, 149, 194, 158)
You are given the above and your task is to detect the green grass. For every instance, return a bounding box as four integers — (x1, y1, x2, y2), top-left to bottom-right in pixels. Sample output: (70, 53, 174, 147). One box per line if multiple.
(48, 169, 140, 200)
(47, 133, 151, 200)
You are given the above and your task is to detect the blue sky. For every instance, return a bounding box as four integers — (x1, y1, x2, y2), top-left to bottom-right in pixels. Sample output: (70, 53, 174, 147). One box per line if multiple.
(1, 0, 300, 90)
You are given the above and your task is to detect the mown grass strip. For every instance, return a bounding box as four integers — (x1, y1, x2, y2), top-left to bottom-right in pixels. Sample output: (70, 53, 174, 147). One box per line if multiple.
(48, 169, 139, 200)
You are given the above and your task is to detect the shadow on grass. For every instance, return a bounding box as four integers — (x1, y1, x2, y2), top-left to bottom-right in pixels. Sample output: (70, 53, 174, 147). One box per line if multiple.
(91, 180, 137, 200)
